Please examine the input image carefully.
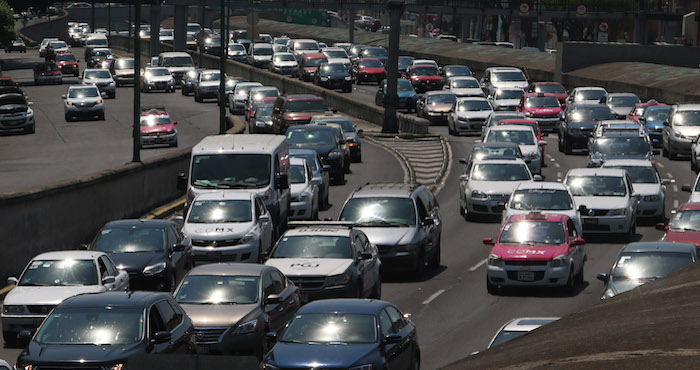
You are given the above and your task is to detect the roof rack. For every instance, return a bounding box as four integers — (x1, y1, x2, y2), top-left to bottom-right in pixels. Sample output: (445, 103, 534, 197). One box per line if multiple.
(287, 221, 354, 229)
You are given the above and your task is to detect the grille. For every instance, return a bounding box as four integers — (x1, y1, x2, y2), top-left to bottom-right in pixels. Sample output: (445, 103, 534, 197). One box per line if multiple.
(488, 194, 509, 202)
(588, 209, 610, 216)
(469, 118, 485, 125)
(505, 260, 548, 266)
(194, 327, 227, 344)
(27, 305, 56, 314)
(192, 239, 240, 247)
(288, 276, 326, 290)
(507, 271, 545, 281)
(2, 118, 26, 126)
(38, 367, 103, 370)
(77, 102, 96, 108)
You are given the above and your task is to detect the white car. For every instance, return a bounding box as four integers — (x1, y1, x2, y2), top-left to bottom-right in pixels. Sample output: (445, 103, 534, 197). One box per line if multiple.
(680, 170, 700, 202)
(447, 97, 493, 136)
(600, 92, 641, 119)
(602, 159, 669, 222)
(566, 86, 608, 106)
(502, 181, 582, 235)
(480, 67, 528, 97)
(322, 47, 351, 70)
(81, 68, 116, 98)
(459, 157, 538, 218)
(289, 157, 319, 220)
(63, 84, 106, 121)
(564, 168, 639, 240)
(264, 223, 381, 303)
(269, 52, 299, 76)
(227, 42, 248, 62)
(483, 124, 546, 175)
(181, 191, 275, 265)
(141, 66, 176, 93)
(229, 82, 262, 114)
(159, 28, 174, 43)
(482, 111, 527, 139)
(38, 37, 59, 57)
(1, 251, 129, 345)
(443, 76, 484, 97)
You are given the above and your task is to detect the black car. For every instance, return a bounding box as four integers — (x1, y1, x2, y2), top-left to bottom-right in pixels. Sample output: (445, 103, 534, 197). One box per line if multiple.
(441, 64, 473, 79)
(87, 219, 194, 292)
(359, 46, 388, 65)
(347, 44, 368, 65)
(314, 62, 352, 92)
(558, 103, 615, 154)
(180, 68, 202, 96)
(86, 49, 113, 68)
(286, 125, 345, 184)
(15, 292, 196, 369)
(200, 34, 222, 55)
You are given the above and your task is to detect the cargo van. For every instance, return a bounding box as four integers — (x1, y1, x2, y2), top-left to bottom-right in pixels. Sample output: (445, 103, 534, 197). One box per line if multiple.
(157, 52, 195, 86)
(178, 134, 291, 235)
(83, 33, 108, 59)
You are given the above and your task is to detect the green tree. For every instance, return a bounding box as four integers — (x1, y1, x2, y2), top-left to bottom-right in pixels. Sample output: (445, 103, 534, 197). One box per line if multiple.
(0, 0, 14, 45)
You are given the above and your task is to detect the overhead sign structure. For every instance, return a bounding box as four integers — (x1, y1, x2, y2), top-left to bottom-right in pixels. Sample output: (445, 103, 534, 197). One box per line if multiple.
(519, 2, 530, 14)
(576, 4, 587, 16)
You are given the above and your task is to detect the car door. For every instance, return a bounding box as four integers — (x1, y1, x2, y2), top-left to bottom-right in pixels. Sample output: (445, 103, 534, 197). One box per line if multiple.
(97, 257, 115, 291)
(101, 256, 127, 291)
(262, 271, 285, 331)
(379, 309, 404, 368)
(147, 303, 171, 353)
(256, 197, 273, 253)
(384, 305, 414, 368)
(565, 218, 581, 271)
(156, 300, 190, 353)
(357, 232, 379, 293)
(167, 226, 185, 278)
(270, 270, 299, 329)
(626, 174, 639, 216)
(415, 195, 435, 256)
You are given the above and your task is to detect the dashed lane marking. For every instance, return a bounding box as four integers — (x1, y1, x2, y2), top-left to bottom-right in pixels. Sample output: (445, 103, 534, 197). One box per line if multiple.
(667, 172, 674, 179)
(469, 258, 488, 272)
(422, 289, 445, 305)
(657, 162, 665, 168)
(554, 162, 560, 168)
(673, 185, 679, 192)
(674, 199, 680, 209)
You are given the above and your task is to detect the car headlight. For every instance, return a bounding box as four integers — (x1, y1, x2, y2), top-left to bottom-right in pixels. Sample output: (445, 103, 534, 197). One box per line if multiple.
(644, 195, 661, 202)
(487, 254, 503, 268)
(611, 208, 627, 216)
(344, 76, 352, 80)
(231, 319, 258, 335)
(167, 129, 176, 134)
(239, 233, 256, 244)
(471, 190, 487, 199)
(17, 365, 33, 370)
(300, 193, 311, 202)
(142, 262, 167, 276)
(602, 289, 615, 300)
(550, 254, 568, 268)
(109, 364, 125, 370)
(109, 81, 115, 85)
(2, 305, 24, 314)
(396, 244, 419, 252)
(261, 364, 279, 370)
(326, 273, 350, 287)
(328, 149, 341, 159)
(673, 130, 687, 139)
(349, 366, 373, 370)
(27, 108, 34, 116)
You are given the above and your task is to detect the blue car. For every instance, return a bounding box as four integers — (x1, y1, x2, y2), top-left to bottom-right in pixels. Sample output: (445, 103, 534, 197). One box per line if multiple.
(262, 299, 420, 370)
(375, 79, 419, 112)
(640, 105, 671, 148)
(289, 148, 330, 208)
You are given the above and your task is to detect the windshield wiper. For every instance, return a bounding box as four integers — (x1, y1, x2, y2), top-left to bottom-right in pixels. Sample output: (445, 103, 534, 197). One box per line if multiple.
(355, 220, 410, 227)
(19, 283, 47, 286)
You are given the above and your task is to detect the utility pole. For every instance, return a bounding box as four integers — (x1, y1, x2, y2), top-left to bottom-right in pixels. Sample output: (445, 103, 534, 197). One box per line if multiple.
(91, 1, 95, 31)
(219, 0, 227, 134)
(382, 0, 404, 134)
(132, 0, 142, 163)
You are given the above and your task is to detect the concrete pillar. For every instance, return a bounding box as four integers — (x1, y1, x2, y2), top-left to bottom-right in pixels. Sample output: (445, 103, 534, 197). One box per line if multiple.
(91, 1, 95, 31)
(174, 5, 187, 51)
(382, 1, 405, 134)
(349, 10, 355, 43)
(247, 9, 259, 41)
(150, 2, 161, 57)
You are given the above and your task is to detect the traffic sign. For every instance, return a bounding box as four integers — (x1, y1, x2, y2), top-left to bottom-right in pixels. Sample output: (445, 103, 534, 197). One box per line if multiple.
(425, 23, 434, 32)
(342, 14, 350, 23)
(576, 4, 587, 16)
(519, 2, 530, 14)
(598, 21, 609, 32)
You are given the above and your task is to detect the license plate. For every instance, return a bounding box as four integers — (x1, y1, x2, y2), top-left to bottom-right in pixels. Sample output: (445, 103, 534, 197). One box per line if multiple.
(197, 345, 209, 354)
(584, 218, 599, 225)
(517, 271, 535, 281)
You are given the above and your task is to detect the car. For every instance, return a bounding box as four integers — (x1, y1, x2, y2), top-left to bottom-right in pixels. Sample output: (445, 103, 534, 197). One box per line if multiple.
(83, 34, 109, 60)
(398, 55, 415, 74)
(157, 52, 195, 86)
(229, 81, 262, 114)
(628, 99, 665, 123)
(186, 34, 198, 50)
(286, 124, 345, 184)
(82, 68, 116, 98)
(191, 69, 221, 101)
(298, 52, 328, 81)
(566, 86, 608, 106)
(658, 202, 700, 246)
(33, 61, 62, 85)
(110, 57, 135, 86)
(499, 118, 546, 158)
(310, 115, 363, 162)
(97, 58, 116, 71)
(564, 168, 638, 240)
(289, 39, 321, 62)
(597, 241, 696, 299)
(441, 64, 473, 79)
(410, 59, 439, 69)
(355, 15, 374, 28)
(0, 93, 34, 134)
(38, 37, 59, 57)
(417, 91, 457, 124)
(339, 183, 441, 279)
(448, 97, 493, 135)
(404, 63, 443, 93)
(271, 94, 330, 133)
(314, 62, 353, 92)
(45, 40, 70, 60)
(139, 106, 178, 147)
(480, 67, 529, 97)
(248, 42, 274, 68)
(62, 85, 105, 121)
(322, 47, 351, 70)
(1, 251, 129, 345)
(186, 22, 202, 36)
(359, 46, 388, 65)
(246, 86, 280, 122)
(592, 120, 648, 139)
(265, 222, 381, 302)
(262, 299, 419, 369)
(86, 219, 194, 291)
(54, 52, 79, 77)
(15, 291, 196, 369)
(274, 36, 291, 46)
(483, 124, 546, 175)
(269, 52, 299, 76)
(314, 121, 352, 172)
(141, 66, 177, 93)
(227, 42, 248, 63)
(460, 142, 524, 172)
(587, 134, 655, 168)
(517, 92, 562, 132)
(180, 68, 203, 95)
(86, 47, 113, 68)
(601, 159, 668, 222)
(288, 157, 320, 219)
(558, 103, 616, 154)
(485, 212, 586, 293)
(443, 76, 484, 97)
(249, 101, 275, 133)
(289, 148, 330, 208)
(487, 318, 559, 349)
(639, 104, 670, 148)
(662, 104, 700, 159)
(375, 78, 419, 112)
(600, 92, 641, 119)
(174, 263, 299, 360)
(482, 111, 527, 138)
(346, 44, 368, 65)
(5, 37, 26, 53)
(200, 33, 222, 55)
(488, 87, 525, 111)
(527, 82, 567, 108)
(259, 33, 273, 43)
(0, 77, 15, 86)
(502, 181, 582, 231)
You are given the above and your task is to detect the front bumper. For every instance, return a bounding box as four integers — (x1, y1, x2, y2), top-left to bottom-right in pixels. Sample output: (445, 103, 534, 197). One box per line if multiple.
(35, 75, 62, 84)
(318, 78, 352, 90)
(58, 65, 79, 75)
(145, 81, 175, 91)
(531, 116, 560, 132)
(357, 73, 385, 83)
(487, 263, 570, 287)
(376, 245, 419, 270)
(141, 132, 177, 146)
(115, 74, 135, 84)
(412, 80, 443, 92)
(0, 115, 34, 132)
(668, 135, 693, 155)
(192, 243, 259, 265)
(1, 314, 48, 335)
(65, 104, 103, 116)
(581, 215, 631, 233)
(290, 199, 313, 219)
(637, 198, 664, 218)
(466, 195, 510, 215)
(273, 66, 299, 76)
(424, 111, 450, 123)
(194, 326, 264, 356)
(454, 119, 486, 134)
(126, 271, 171, 291)
(94, 83, 116, 94)
(197, 88, 219, 98)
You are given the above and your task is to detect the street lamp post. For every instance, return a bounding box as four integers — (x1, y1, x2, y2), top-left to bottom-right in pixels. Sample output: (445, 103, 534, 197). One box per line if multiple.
(218, 0, 227, 134)
(382, 0, 405, 134)
(132, 0, 142, 163)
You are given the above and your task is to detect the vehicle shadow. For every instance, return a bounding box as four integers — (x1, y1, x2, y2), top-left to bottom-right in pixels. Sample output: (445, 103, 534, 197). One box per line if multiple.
(582, 233, 642, 244)
(381, 264, 447, 283)
(495, 280, 590, 298)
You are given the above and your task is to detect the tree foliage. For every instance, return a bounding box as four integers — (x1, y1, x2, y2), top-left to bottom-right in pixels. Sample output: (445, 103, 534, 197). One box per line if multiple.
(0, 0, 15, 45)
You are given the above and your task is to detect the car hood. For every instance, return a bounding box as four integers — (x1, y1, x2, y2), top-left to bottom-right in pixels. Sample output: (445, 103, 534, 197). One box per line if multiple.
(632, 183, 661, 196)
(4, 285, 105, 306)
(469, 180, 526, 195)
(675, 126, 700, 138)
(290, 183, 310, 198)
(518, 144, 539, 157)
(568, 120, 597, 129)
(253, 55, 272, 60)
(493, 98, 520, 107)
(355, 227, 415, 246)
(327, 58, 350, 66)
(269, 342, 376, 368)
(397, 91, 417, 99)
(140, 124, 175, 134)
(107, 252, 167, 273)
(265, 258, 352, 277)
(610, 106, 633, 116)
(147, 75, 173, 82)
(184, 222, 253, 239)
(115, 69, 134, 75)
(411, 75, 442, 82)
(644, 120, 664, 130)
(425, 103, 452, 112)
(451, 87, 484, 97)
(456, 111, 492, 120)
(199, 81, 219, 87)
(663, 230, 700, 246)
(181, 303, 258, 327)
(22, 341, 142, 364)
(359, 67, 385, 74)
(283, 112, 325, 120)
(84, 77, 112, 84)
(492, 81, 528, 90)
(303, 66, 319, 72)
(274, 61, 297, 67)
(572, 196, 628, 210)
(492, 243, 569, 261)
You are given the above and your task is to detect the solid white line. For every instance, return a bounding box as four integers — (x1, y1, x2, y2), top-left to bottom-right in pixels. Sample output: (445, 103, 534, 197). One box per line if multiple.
(673, 185, 679, 192)
(667, 172, 674, 179)
(422, 289, 445, 305)
(657, 162, 665, 168)
(469, 258, 488, 272)
(674, 199, 680, 209)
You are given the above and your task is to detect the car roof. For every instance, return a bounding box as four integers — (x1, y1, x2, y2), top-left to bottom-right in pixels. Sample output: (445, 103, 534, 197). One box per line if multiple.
(501, 317, 560, 332)
(187, 262, 269, 276)
(159, 52, 190, 57)
(606, 93, 638, 97)
(574, 86, 606, 91)
(448, 76, 477, 81)
(601, 159, 654, 167)
(424, 91, 455, 97)
(289, 148, 318, 156)
(489, 124, 532, 132)
(499, 119, 537, 124)
(350, 182, 421, 198)
(192, 134, 285, 155)
(60, 291, 172, 309)
(457, 97, 488, 102)
(675, 104, 700, 111)
(489, 67, 523, 72)
(514, 181, 568, 191)
(303, 53, 326, 59)
(523, 92, 558, 98)
(104, 219, 173, 229)
(474, 142, 520, 149)
(507, 212, 567, 223)
(532, 82, 561, 86)
(472, 157, 528, 166)
(285, 94, 323, 101)
(32, 250, 106, 260)
(566, 168, 627, 177)
(298, 298, 390, 314)
(193, 191, 254, 202)
(68, 84, 98, 90)
(621, 241, 696, 254)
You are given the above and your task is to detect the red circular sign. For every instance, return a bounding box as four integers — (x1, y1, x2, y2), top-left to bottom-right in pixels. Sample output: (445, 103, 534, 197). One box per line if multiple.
(576, 4, 587, 15)
(425, 23, 434, 32)
(599, 21, 609, 32)
(519, 2, 530, 14)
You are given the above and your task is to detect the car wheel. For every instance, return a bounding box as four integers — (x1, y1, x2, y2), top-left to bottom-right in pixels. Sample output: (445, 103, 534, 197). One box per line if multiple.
(109, 92, 115, 99)
(692, 156, 698, 172)
(486, 278, 500, 295)
(564, 137, 573, 155)
(562, 268, 575, 294)
(257, 242, 264, 263)
(413, 251, 426, 281)
(662, 139, 670, 158)
(411, 352, 420, 370)
(3, 330, 17, 347)
(195, 93, 202, 103)
(668, 145, 678, 160)
(558, 134, 564, 152)
(98, 112, 105, 120)
(323, 189, 329, 208)
(448, 120, 454, 135)
(65, 113, 72, 121)
(627, 221, 637, 242)
(171, 139, 178, 147)
(427, 238, 440, 270)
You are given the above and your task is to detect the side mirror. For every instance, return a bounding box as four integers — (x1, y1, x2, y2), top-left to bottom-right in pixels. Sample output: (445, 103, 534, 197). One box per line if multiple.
(18, 330, 32, 341)
(173, 216, 184, 228)
(172, 121, 178, 125)
(422, 217, 434, 226)
(101, 92, 107, 98)
(360, 252, 373, 260)
(459, 174, 468, 182)
(533, 175, 543, 182)
(663, 120, 669, 126)
(682, 184, 692, 192)
(266, 294, 283, 304)
(656, 222, 668, 231)
(102, 276, 116, 285)
(275, 173, 289, 189)
(482, 238, 494, 245)
(596, 272, 609, 282)
(322, 165, 331, 172)
(338, 139, 346, 145)
(79, 243, 89, 250)
(633, 194, 642, 201)
(173, 243, 186, 252)
(572, 237, 585, 246)
(578, 205, 589, 214)
(639, 117, 646, 123)
(383, 333, 402, 344)
(259, 214, 270, 223)
(661, 179, 671, 185)
(177, 172, 188, 191)
(265, 331, 278, 342)
(538, 140, 547, 146)
(61, 94, 66, 99)
(459, 158, 467, 165)
(7, 277, 18, 285)
(152, 331, 171, 344)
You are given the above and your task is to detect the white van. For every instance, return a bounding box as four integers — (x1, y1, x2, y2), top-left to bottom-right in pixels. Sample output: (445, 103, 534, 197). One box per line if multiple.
(157, 51, 195, 86)
(83, 33, 108, 59)
(179, 134, 291, 235)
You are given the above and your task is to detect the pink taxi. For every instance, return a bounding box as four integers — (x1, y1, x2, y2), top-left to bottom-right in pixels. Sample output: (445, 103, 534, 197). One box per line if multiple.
(517, 92, 562, 133)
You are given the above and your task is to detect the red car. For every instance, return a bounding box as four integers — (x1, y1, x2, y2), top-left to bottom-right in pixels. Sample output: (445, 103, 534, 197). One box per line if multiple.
(527, 82, 567, 109)
(657, 202, 700, 246)
(299, 53, 328, 82)
(627, 99, 666, 123)
(351, 58, 386, 85)
(403, 64, 444, 93)
(139, 106, 178, 148)
(484, 212, 586, 293)
(54, 52, 79, 77)
(247, 96, 277, 123)
(271, 94, 329, 134)
(517, 92, 562, 133)
(498, 118, 545, 158)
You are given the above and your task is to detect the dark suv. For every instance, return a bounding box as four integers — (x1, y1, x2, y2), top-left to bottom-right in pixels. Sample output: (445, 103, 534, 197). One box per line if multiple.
(558, 103, 615, 154)
(286, 125, 345, 184)
(271, 94, 329, 134)
(314, 62, 352, 92)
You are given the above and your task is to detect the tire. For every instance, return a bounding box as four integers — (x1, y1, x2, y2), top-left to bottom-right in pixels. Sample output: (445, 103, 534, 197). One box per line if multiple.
(486, 278, 500, 295)
(448, 120, 454, 135)
(171, 139, 178, 148)
(692, 156, 698, 172)
(3, 330, 17, 347)
(109, 92, 115, 99)
(413, 251, 425, 281)
(167, 274, 176, 293)
(662, 139, 670, 158)
(257, 242, 264, 263)
(627, 221, 637, 242)
(427, 239, 440, 270)
(323, 189, 329, 208)
(668, 146, 678, 160)
(195, 93, 202, 103)
(25, 124, 35, 134)
(98, 112, 105, 120)
(65, 113, 72, 121)
(564, 136, 572, 155)
(411, 352, 420, 370)
(561, 268, 575, 294)
(558, 134, 564, 152)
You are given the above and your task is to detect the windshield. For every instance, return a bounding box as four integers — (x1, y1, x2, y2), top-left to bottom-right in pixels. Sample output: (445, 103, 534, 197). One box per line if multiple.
(471, 163, 531, 181)
(411, 66, 439, 76)
(251, 89, 279, 100)
(229, 44, 245, 52)
(92, 50, 111, 57)
(289, 164, 307, 184)
(673, 111, 700, 126)
(86, 38, 107, 46)
(320, 119, 354, 133)
(525, 96, 559, 108)
(68, 87, 99, 98)
(486, 130, 536, 145)
(458, 100, 492, 111)
(304, 58, 327, 67)
(175, 275, 259, 304)
(187, 199, 252, 223)
(609, 95, 640, 107)
(206, 35, 221, 44)
(162, 56, 194, 67)
(295, 41, 318, 50)
(472, 145, 521, 159)
(670, 209, 700, 231)
(234, 84, 261, 97)
(566, 176, 626, 197)
(274, 38, 289, 45)
(510, 189, 573, 211)
(160, 30, 173, 36)
(283, 100, 328, 113)
(324, 50, 347, 58)
(56, 54, 76, 62)
(495, 89, 524, 99)
(490, 330, 528, 347)
(498, 221, 567, 245)
(398, 56, 414, 68)
(187, 25, 201, 33)
(191, 154, 271, 188)
(19, 260, 97, 286)
(274, 54, 295, 62)
(287, 129, 336, 146)
(272, 235, 352, 259)
(492, 71, 526, 82)
(92, 227, 166, 253)
(445, 66, 471, 77)
(591, 137, 650, 156)
(291, 153, 318, 171)
(426, 94, 456, 104)
(255, 105, 274, 118)
(140, 115, 171, 126)
(568, 106, 615, 122)
(36, 309, 143, 345)
(452, 79, 479, 88)
(146, 68, 171, 77)
(280, 313, 377, 344)
(84, 70, 111, 79)
(534, 84, 565, 94)
(253, 46, 273, 55)
(115, 59, 134, 69)
(645, 107, 670, 121)
(396, 79, 414, 92)
(605, 166, 657, 184)
(339, 197, 416, 226)
(363, 48, 387, 57)
(321, 64, 347, 73)
(612, 252, 693, 281)
(201, 72, 221, 81)
(576, 89, 606, 101)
